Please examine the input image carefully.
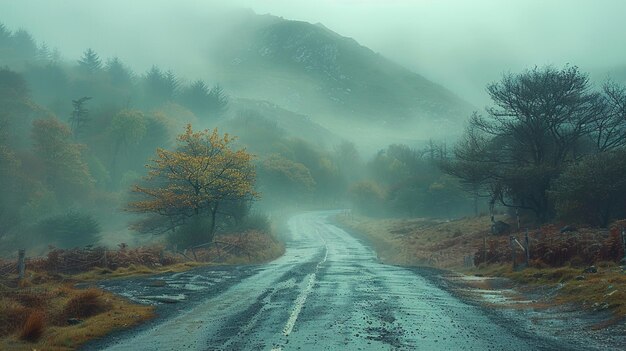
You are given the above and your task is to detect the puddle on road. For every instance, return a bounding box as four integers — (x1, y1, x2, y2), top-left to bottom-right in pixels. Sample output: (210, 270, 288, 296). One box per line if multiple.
(166, 283, 209, 291)
(446, 275, 533, 306)
(139, 293, 187, 303)
(97, 268, 248, 306)
(440, 272, 625, 350)
(455, 287, 538, 305)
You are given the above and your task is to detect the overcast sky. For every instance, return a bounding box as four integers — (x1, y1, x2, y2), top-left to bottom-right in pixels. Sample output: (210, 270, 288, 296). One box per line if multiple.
(1, 0, 625, 105)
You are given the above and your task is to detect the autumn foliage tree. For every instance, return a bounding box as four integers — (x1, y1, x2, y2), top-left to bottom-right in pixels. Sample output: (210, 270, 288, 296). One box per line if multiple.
(32, 118, 93, 198)
(128, 124, 258, 245)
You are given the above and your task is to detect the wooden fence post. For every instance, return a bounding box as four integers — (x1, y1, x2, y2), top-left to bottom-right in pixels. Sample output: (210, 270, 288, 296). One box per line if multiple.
(621, 227, 626, 263)
(525, 229, 530, 266)
(510, 236, 516, 269)
(18, 249, 25, 281)
(483, 236, 487, 265)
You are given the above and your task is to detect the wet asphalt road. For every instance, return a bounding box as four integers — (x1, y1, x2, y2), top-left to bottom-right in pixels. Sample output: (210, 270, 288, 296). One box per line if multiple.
(90, 211, 562, 351)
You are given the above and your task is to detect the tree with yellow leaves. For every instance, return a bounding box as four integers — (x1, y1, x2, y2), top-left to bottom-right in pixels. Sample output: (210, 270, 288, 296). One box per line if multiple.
(128, 124, 258, 243)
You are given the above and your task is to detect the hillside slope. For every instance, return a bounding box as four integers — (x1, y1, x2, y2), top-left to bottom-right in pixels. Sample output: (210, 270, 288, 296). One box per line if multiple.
(208, 12, 473, 133)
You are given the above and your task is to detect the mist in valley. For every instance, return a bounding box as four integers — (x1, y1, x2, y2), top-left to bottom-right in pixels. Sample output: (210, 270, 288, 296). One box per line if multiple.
(4, 2, 626, 350)
(1, 0, 625, 256)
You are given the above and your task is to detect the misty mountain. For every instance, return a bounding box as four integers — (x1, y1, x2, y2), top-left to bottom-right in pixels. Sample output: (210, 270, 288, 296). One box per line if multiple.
(221, 98, 342, 149)
(208, 12, 473, 129)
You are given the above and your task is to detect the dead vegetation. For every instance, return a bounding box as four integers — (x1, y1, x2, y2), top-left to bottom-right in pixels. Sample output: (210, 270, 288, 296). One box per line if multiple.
(25, 244, 179, 275)
(474, 222, 625, 268)
(335, 213, 626, 325)
(0, 270, 154, 350)
(19, 311, 45, 342)
(191, 231, 285, 264)
(60, 288, 109, 322)
(0, 231, 284, 350)
(336, 214, 626, 269)
(335, 214, 492, 267)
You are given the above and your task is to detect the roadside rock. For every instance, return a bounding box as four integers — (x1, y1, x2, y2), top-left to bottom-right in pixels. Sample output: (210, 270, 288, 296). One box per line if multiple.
(583, 266, 598, 274)
(592, 302, 610, 311)
(67, 318, 83, 325)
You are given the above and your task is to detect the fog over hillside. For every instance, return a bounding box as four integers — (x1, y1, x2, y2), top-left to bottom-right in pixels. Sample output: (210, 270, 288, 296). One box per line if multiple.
(2, 3, 626, 349)
(2, 0, 626, 233)
(2, 0, 626, 107)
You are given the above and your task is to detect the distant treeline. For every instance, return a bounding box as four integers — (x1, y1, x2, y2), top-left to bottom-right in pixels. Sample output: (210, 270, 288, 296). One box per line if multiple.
(1, 23, 460, 254)
(0, 22, 489, 256)
(0, 23, 237, 253)
(347, 143, 475, 218)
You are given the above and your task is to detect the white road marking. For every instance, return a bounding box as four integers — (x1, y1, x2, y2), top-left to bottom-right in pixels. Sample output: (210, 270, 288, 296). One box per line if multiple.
(282, 237, 328, 337)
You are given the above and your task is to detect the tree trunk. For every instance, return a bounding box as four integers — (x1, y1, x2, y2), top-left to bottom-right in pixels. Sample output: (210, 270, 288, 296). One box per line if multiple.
(208, 203, 219, 243)
(600, 204, 611, 228)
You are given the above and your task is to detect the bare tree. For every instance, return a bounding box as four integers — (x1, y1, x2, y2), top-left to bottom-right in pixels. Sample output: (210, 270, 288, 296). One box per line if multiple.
(591, 81, 626, 151)
(442, 66, 611, 222)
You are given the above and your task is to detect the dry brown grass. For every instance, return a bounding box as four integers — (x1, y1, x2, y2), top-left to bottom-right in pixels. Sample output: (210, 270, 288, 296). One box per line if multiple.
(59, 288, 109, 323)
(68, 232, 283, 281)
(15, 293, 45, 309)
(500, 265, 626, 324)
(0, 302, 30, 337)
(334, 213, 626, 325)
(71, 261, 206, 282)
(0, 275, 154, 350)
(40, 293, 153, 350)
(0, 233, 285, 349)
(335, 213, 495, 267)
(180, 231, 285, 264)
(0, 231, 284, 349)
(19, 311, 45, 342)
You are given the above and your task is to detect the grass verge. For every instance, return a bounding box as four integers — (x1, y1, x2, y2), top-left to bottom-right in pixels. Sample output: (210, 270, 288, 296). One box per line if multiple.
(0, 272, 154, 351)
(0, 231, 285, 350)
(333, 213, 626, 326)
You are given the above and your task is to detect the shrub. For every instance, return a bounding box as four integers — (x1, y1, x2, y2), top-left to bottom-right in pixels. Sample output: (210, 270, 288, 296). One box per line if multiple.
(0, 303, 30, 336)
(60, 288, 108, 322)
(36, 211, 101, 248)
(553, 150, 626, 227)
(13, 290, 47, 309)
(223, 213, 271, 235)
(167, 217, 213, 248)
(474, 223, 626, 268)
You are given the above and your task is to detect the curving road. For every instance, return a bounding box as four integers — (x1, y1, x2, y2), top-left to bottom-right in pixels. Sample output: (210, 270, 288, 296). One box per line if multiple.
(91, 211, 562, 350)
